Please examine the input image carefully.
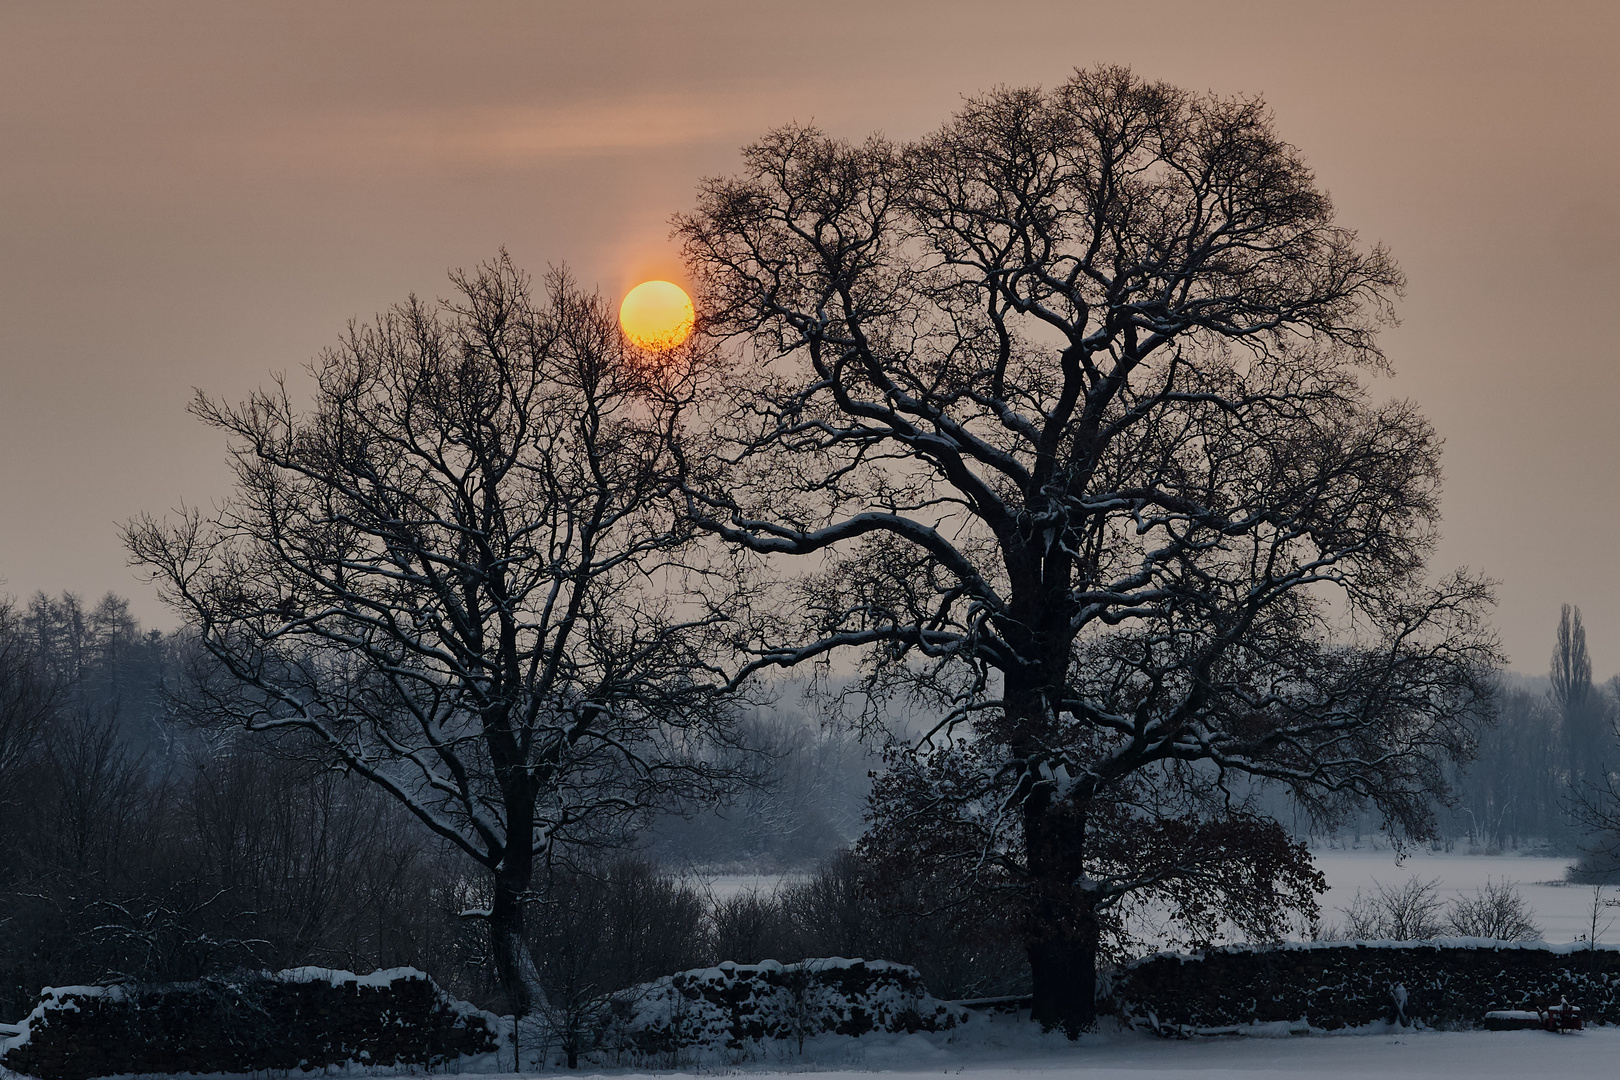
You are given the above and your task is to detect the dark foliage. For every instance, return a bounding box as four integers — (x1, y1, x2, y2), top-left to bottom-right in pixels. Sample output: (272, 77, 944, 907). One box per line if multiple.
(0, 594, 485, 1019)
(524, 857, 710, 1067)
(700, 849, 1028, 1001)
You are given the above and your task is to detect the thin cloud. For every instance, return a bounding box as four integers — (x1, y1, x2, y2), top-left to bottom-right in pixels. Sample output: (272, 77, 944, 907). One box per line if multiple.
(246, 93, 784, 169)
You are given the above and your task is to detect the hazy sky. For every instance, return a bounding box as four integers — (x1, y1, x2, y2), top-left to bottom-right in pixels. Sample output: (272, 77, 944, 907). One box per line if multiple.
(1, 1, 1616, 675)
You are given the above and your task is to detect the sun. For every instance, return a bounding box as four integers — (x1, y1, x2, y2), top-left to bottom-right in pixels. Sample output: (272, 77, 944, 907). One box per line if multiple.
(619, 280, 694, 351)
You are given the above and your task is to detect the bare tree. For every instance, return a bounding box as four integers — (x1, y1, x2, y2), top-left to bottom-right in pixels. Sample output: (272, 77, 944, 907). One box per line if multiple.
(126, 254, 747, 1020)
(1336, 877, 1445, 941)
(1552, 604, 1593, 720)
(677, 66, 1499, 1031)
(1552, 603, 1605, 778)
(1444, 879, 1540, 941)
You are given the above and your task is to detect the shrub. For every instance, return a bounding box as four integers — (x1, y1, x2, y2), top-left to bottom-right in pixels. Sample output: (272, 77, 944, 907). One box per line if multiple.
(1335, 877, 1445, 940)
(1444, 879, 1541, 940)
(1330, 875, 1541, 942)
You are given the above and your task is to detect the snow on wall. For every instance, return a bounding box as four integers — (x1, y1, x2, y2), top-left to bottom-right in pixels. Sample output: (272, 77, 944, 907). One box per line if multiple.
(1107, 939, 1620, 1034)
(0, 967, 498, 1080)
(609, 957, 966, 1057)
(0, 959, 964, 1078)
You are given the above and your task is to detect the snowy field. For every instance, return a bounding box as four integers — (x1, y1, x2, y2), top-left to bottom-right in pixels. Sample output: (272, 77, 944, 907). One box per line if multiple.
(704, 848, 1606, 947)
(701, 872, 805, 902)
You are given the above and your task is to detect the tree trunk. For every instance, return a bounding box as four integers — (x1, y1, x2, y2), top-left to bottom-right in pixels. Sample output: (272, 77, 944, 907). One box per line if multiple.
(1020, 744, 1097, 1036)
(490, 855, 535, 1020)
(1025, 894, 1099, 1035)
(489, 763, 539, 1033)
(1000, 636, 1099, 1035)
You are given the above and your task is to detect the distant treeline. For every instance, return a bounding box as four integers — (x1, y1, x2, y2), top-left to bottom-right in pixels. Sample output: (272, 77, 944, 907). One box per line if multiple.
(1318, 605, 1615, 856)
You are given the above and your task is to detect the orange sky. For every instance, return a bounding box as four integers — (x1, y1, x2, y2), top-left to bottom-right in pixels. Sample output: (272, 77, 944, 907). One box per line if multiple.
(1, 1, 1616, 675)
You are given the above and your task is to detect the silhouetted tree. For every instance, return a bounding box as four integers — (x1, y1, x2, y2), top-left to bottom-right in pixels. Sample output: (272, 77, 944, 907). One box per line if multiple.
(1552, 605, 1593, 718)
(126, 255, 749, 1021)
(678, 66, 1499, 1032)
(1552, 604, 1606, 779)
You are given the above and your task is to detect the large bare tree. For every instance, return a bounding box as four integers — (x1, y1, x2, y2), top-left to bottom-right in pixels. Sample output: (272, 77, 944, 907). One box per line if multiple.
(126, 255, 744, 1019)
(677, 67, 1499, 1031)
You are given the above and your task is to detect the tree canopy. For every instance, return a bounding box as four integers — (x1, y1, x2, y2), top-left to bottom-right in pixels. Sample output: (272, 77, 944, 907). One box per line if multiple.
(127, 255, 747, 1018)
(678, 66, 1499, 1031)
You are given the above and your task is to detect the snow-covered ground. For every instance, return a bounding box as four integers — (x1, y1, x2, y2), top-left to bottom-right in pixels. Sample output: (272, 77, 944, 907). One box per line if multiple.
(20, 1004, 1615, 1079)
(720, 1024, 1617, 1078)
(472, 1017, 1620, 1079)
(717, 1023, 1618, 1079)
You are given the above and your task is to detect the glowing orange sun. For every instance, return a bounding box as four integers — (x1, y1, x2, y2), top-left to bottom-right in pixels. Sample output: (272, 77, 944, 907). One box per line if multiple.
(619, 280, 694, 350)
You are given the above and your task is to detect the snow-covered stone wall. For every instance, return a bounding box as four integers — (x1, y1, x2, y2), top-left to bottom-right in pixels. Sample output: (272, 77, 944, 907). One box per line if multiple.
(0, 967, 498, 1080)
(1108, 939, 1620, 1033)
(612, 958, 966, 1055)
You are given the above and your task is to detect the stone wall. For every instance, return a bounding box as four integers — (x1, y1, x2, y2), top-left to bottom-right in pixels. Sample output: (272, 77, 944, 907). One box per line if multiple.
(0, 959, 960, 1078)
(0, 967, 497, 1080)
(614, 958, 965, 1055)
(1107, 939, 1620, 1033)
